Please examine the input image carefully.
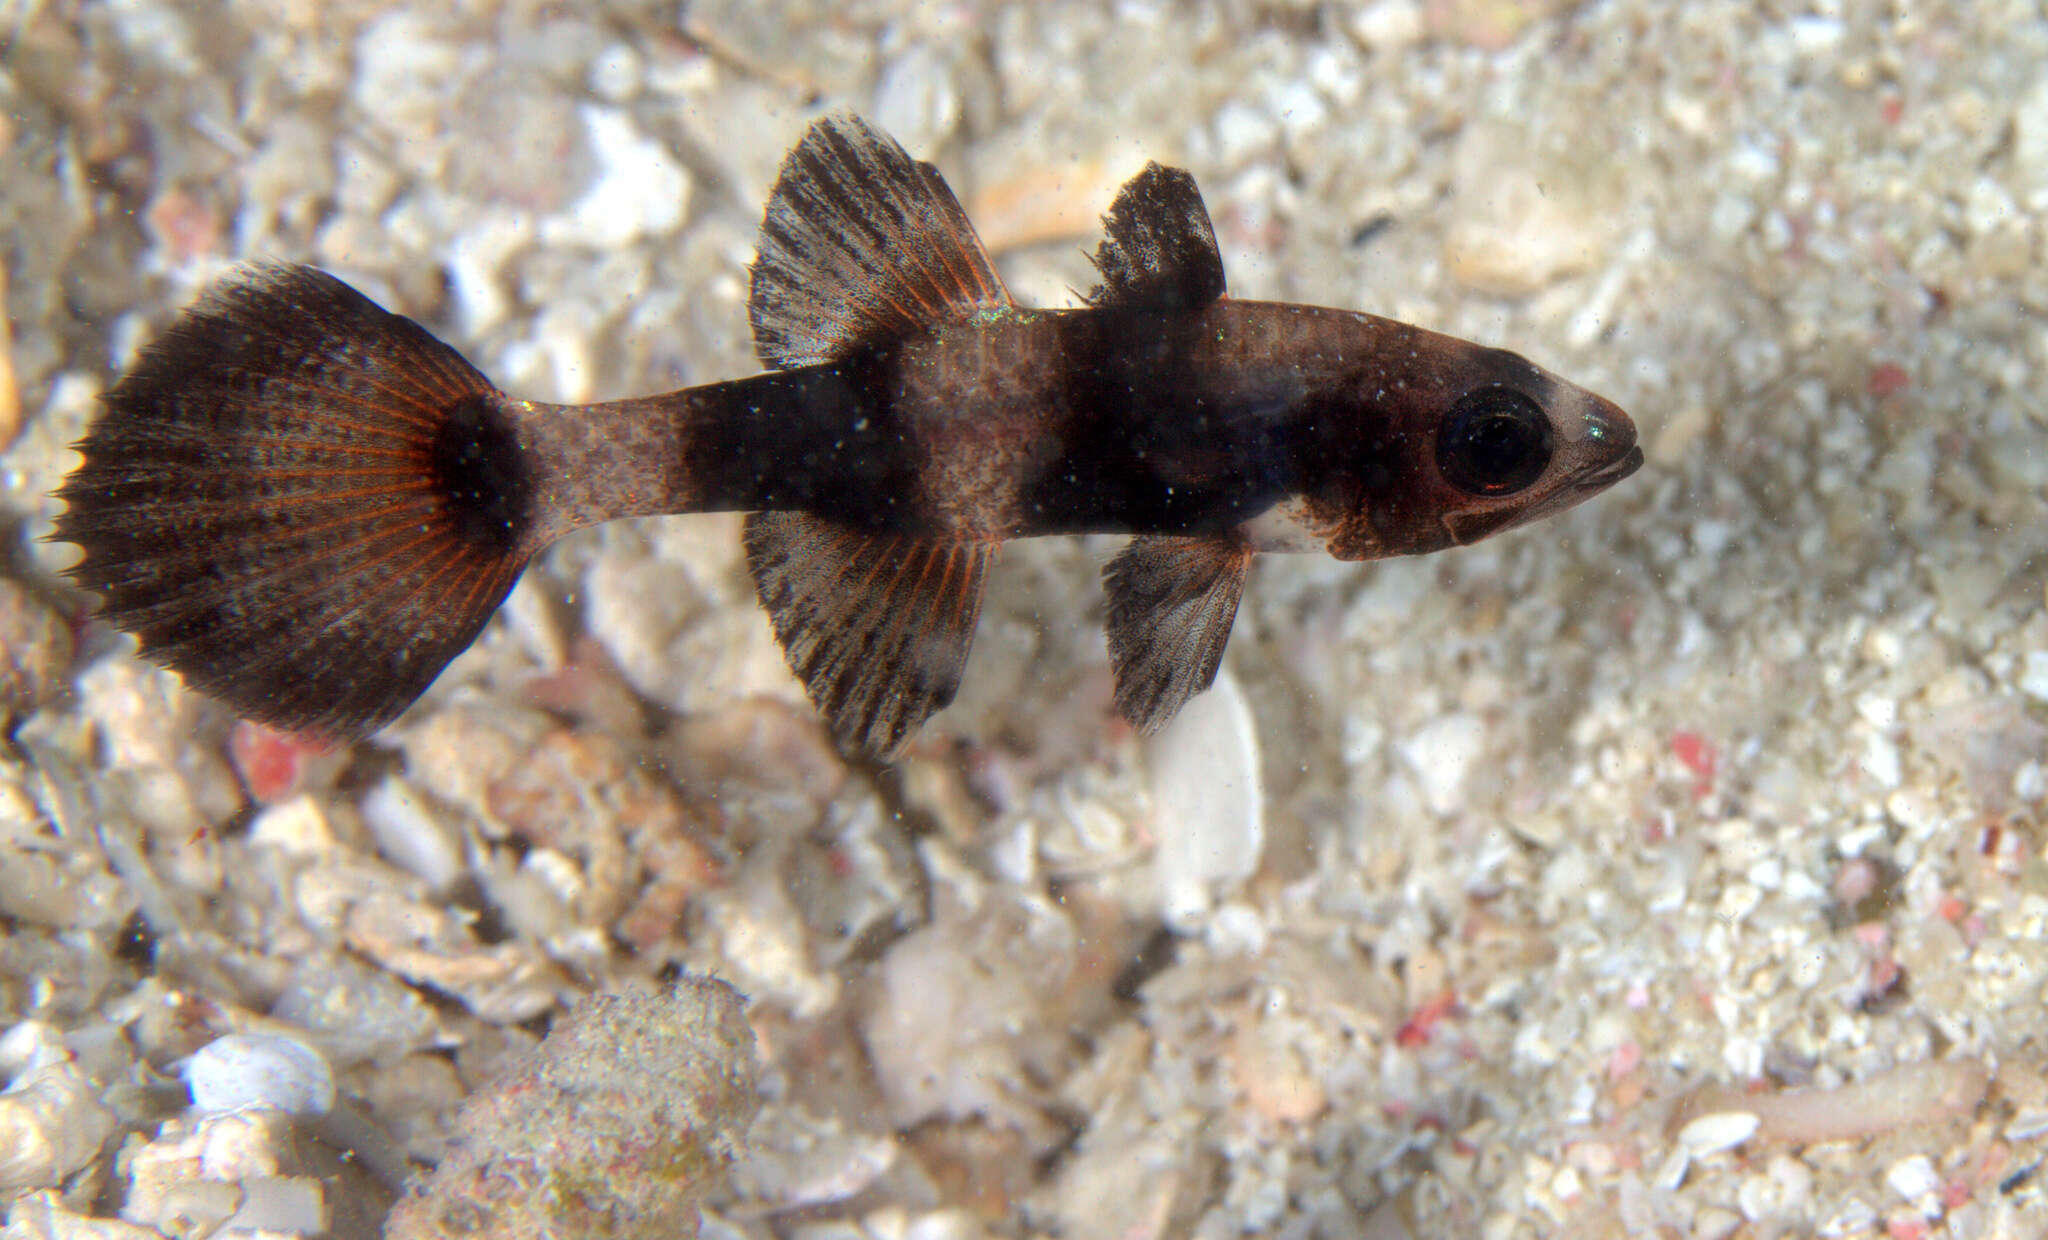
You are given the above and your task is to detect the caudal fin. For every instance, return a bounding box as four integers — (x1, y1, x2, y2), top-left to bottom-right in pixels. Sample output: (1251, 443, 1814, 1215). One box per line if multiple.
(55, 264, 540, 740)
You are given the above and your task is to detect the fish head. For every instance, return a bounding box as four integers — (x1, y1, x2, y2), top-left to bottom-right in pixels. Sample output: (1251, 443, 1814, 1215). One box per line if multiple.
(1308, 335, 1640, 561)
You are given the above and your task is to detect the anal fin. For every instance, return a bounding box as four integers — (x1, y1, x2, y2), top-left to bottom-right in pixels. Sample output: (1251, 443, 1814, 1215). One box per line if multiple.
(745, 511, 994, 759)
(1102, 533, 1253, 734)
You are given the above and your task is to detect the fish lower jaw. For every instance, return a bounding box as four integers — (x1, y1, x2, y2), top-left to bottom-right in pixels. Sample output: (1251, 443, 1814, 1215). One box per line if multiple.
(1578, 444, 1645, 490)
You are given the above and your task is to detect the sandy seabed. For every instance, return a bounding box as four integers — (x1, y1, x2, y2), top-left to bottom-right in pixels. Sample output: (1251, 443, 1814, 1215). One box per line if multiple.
(3, 2, 2048, 1237)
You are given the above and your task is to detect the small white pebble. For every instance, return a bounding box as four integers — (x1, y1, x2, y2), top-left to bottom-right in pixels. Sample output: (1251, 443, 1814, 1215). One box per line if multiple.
(1884, 1153, 1940, 1203)
(247, 795, 334, 857)
(1817, 1197, 1877, 1237)
(1836, 820, 1887, 857)
(1348, 0, 1424, 49)
(1853, 693, 1896, 729)
(1726, 140, 1780, 183)
(1860, 732, 1902, 789)
(1882, 791, 1940, 837)
(2014, 760, 2047, 804)
(1398, 713, 1487, 817)
(587, 42, 643, 102)
(1737, 1171, 1779, 1221)
(540, 105, 690, 248)
(1786, 16, 1844, 54)
(2018, 651, 2048, 701)
(1202, 902, 1269, 957)
(1694, 1205, 1743, 1240)
(2005, 1107, 2048, 1141)
(0, 1021, 67, 1081)
(1653, 1146, 1691, 1191)
(1147, 667, 1264, 929)
(1568, 1140, 1616, 1177)
(360, 776, 464, 890)
(1677, 1110, 1760, 1156)
(185, 1034, 335, 1118)
(1861, 626, 1903, 668)
(1691, 518, 1734, 558)
(1766, 1153, 1815, 1211)
(231, 1175, 329, 1234)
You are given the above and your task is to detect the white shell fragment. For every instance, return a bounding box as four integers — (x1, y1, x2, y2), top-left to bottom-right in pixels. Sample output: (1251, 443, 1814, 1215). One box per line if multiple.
(1676, 1110, 1760, 1157)
(1144, 665, 1264, 928)
(184, 1034, 336, 1119)
(360, 774, 465, 891)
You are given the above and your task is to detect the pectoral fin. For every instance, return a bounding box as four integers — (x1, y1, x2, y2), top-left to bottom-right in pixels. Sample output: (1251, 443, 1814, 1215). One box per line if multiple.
(1086, 162, 1227, 311)
(744, 511, 994, 759)
(749, 114, 1010, 369)
(1102, 533, 1253, 734)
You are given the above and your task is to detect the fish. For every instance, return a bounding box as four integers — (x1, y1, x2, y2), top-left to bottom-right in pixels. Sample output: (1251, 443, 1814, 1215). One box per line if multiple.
(54, 114, 1641, 760)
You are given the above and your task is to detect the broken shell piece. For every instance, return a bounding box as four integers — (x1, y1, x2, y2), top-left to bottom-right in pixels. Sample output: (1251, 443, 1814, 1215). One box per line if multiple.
(729, 1104, 899, 1211)
(122, 1109, 329, 1236)
(294, 862, 565, 1024)
(0, 1057, 119, 1193)
(184, 1033, 335, 1118)
(7, 1189, 165, 1238)
(0, 1020, 68, 1081)
(0, 579, 73, 719)
(860, 861, 1079, 1142)
(697, 852, 840, 1020)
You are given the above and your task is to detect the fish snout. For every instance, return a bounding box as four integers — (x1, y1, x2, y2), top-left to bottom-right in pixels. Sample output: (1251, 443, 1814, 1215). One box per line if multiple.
(1576, 395, 1641, 489)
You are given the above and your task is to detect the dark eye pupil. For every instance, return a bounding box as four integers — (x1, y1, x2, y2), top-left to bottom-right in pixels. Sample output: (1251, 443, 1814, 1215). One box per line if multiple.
(1437, 386, 1553, 496)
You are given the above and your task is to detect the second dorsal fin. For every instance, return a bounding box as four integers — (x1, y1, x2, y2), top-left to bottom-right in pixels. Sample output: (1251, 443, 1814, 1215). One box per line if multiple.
(1086, 162, 1226, 311)
(748, 114, 1010, 370)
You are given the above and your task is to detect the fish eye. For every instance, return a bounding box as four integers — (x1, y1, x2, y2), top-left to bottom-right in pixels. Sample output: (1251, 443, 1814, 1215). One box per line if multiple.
(1436, 386, 1554, 496)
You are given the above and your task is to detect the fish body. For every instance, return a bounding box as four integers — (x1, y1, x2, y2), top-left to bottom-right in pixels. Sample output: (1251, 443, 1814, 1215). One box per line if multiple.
(55, 115, 1640, 758)
(525, 298, 1630, 547)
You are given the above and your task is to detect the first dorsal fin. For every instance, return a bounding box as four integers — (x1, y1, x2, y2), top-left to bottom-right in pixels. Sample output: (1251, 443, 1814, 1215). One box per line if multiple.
(749, 114, 1010, 370)
(1086, 162, 1226, 311)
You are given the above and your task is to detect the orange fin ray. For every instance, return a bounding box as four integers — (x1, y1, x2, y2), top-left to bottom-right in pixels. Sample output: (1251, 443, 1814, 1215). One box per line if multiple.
(744, 511, 994, 759)
(748, 114, 1010, 370)
(55, 264, 542, 739)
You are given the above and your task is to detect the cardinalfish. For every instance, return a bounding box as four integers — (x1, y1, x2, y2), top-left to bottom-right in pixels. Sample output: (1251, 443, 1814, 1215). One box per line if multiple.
(55, 115, 1641, 759)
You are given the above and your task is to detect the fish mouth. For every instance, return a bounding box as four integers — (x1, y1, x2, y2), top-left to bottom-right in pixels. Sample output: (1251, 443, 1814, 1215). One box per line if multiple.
(1578, 444, 1644, 491)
